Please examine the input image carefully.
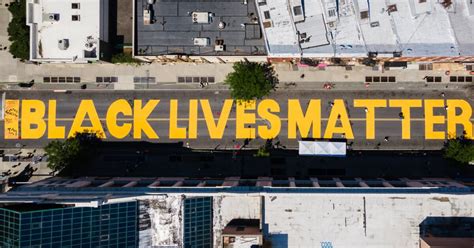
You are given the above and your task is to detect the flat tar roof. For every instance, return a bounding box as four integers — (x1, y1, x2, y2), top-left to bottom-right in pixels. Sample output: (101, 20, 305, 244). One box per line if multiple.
(134, 0, 267, 56)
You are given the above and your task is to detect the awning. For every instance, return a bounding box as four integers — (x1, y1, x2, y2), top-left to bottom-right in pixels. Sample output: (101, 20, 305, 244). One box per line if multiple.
(298, 141, 346, 156)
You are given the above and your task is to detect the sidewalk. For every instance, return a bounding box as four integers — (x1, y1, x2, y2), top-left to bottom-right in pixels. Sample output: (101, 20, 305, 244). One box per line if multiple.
(1, 62, 472, 93)
(0, 148, 51, 191)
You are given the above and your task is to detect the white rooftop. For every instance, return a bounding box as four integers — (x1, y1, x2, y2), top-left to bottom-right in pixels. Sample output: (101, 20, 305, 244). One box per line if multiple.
(263, 193, 474, 247)
(26, 0, 102, 62)
(136, 192, 474, 248)
(257, 0, 474, 57)
(258, 0, 300, 56)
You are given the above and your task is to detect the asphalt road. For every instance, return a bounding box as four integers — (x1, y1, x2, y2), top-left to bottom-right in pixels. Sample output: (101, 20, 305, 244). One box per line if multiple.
(0, 88, 472, 150)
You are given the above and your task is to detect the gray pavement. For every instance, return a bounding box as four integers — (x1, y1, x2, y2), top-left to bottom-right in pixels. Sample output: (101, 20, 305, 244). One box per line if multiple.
(0, 0, 472, 152)
(1, 88, 472, 150)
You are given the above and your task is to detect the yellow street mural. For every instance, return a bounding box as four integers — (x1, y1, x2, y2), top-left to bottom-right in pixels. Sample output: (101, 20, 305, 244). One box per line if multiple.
(4, 100, 20, 139)
(3, 99, 473, 140)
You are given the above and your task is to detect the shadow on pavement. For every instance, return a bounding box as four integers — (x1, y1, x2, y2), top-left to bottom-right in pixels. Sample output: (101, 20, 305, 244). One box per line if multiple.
(57, 141, 473, 179)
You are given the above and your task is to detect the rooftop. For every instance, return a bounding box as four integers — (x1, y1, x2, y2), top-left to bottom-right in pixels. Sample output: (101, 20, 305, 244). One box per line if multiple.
(126, 193, 474, 247)
(26, 0, 102, 62)
(1, 178, 474, 247)
(134, 0, 267, 56)
(257, 0, 474, 57)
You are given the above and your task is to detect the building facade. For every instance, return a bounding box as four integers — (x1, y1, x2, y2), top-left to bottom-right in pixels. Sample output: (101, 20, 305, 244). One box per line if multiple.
(0, 202, 137, 248)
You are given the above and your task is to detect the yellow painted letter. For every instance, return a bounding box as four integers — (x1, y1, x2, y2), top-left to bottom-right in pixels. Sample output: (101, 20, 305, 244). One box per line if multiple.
(236, 101, 256, 139)
(106, 99, 132, 139)
(258, 99, 281, 139)
(288, 99, 321, 139)
(169, 99, 187, 139)
(68, 100, 105, 138)
(47, 100, 65, 139)
(188, 100, 198, 139)
(354, 99, 386, 139)
(324, 99, 354, 139)
(133, 100, 159, 139)
(424, 99, 445, 140)
(21, 100, 46, 139)
(446, 99, 472, 139)
(389, 99, 422, 140)
(200, 99, 232, 139)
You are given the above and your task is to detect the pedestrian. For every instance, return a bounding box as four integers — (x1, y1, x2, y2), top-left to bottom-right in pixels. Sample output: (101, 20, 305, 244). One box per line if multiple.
(440, 92, 445, 97)
(329, 101, 334, 107)
(444, 105, 449, 110)
(364, 107, 368, 113)
(384, 136, 389, 142)
(337, 114, 341, 119)
(399, 112, 404, 119)
(300, 74, 305, 79)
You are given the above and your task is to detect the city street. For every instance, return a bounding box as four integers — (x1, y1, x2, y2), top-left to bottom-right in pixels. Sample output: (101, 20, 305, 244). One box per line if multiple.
(1, 88, 472, 150)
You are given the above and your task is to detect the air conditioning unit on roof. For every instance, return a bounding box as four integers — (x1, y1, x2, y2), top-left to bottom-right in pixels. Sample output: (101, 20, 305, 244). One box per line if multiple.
(48, 13, 59, 21)
(215, 45, 225, 51)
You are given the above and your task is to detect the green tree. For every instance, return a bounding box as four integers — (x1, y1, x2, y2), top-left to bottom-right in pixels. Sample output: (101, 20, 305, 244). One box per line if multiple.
(255, 146, 270, 157)
(254, 139, 273, 157)
(225, 61, 278, 101)
(7, 0, 29, 60)
(444, 138, 474, 164)
(45, 132, 101, 173)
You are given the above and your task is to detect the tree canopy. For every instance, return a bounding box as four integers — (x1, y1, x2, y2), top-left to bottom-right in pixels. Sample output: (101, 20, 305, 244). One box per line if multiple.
(444, 137, 474, 165)
(225, 61, 278, 101)
(7, 0, 30, 60)
(45, 132, 101, 173)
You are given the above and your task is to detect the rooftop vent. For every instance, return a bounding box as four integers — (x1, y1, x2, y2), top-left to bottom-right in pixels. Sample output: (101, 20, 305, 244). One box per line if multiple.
(192, 12, 211, 24)
(440, 0, 452, 8)
(58, 39, 69, 50)
(43, 13, 59, 22)
(215, 45, 225, 51)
